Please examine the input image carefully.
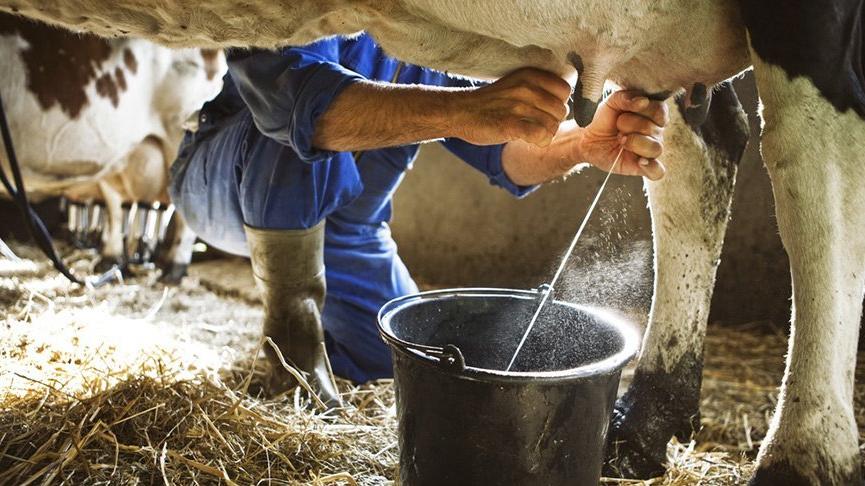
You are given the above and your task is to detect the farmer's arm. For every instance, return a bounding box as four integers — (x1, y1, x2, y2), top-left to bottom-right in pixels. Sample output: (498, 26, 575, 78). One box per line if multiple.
(312, 68, 571, 152)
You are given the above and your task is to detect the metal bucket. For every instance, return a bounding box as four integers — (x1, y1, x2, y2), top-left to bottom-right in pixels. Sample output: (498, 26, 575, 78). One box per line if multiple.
(378, 288, 640, 486)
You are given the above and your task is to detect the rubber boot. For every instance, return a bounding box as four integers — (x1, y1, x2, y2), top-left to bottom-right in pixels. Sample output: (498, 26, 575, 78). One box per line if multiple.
(245, 221, 342, 408)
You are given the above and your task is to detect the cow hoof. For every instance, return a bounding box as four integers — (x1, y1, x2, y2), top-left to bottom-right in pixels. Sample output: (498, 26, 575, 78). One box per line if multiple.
(749, 460, 864, 486)
(158, 262, 188, 285)
(603, 355, 703, 480)
(749, 427, 863, 486)
(94, 256, 127, 275)
(748, 462, 815, 486)
(604, 398, 668, 479)
(749, 398, 862, 486)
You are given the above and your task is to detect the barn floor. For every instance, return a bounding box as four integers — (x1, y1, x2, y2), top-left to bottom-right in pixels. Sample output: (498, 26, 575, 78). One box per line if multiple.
(1, 242, 862, 485)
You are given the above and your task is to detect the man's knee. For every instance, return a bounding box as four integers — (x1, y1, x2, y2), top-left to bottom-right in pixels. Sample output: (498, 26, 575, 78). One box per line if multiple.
(239, 135, 363, 231)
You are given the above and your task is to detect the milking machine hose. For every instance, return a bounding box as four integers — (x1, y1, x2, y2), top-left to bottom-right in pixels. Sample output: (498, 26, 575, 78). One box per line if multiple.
(0, 92, 83, 285)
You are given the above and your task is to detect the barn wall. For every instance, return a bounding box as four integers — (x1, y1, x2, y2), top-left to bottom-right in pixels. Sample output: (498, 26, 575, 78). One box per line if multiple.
(391, 72, 793, 327)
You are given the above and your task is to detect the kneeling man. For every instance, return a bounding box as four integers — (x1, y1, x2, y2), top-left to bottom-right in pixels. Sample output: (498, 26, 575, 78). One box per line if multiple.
(170, 33, 668, 405)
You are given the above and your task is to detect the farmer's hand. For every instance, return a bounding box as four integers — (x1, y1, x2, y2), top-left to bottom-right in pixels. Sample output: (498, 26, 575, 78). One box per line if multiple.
(447, 67, 572, 147)
(578, 90, 668, 180)
(500, 89, 669, 185)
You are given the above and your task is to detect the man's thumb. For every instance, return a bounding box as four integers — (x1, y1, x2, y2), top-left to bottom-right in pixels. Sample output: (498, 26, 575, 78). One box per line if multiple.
(605, 91, 649, 113)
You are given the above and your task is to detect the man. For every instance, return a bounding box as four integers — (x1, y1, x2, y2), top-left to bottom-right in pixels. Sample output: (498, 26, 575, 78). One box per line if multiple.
(170, 33, 667, 405)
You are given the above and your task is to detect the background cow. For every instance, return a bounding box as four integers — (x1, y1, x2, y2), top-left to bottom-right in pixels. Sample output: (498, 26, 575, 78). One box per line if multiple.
(0, 1, 860, 484)
(0, 13, 225, 280)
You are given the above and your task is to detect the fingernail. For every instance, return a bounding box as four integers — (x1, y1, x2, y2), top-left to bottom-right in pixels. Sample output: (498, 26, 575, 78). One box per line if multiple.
(634, 97, 649, 109)
(620, 135, 628, 145)
(639, 157, 649, 166)
(641, 160, 666, 181)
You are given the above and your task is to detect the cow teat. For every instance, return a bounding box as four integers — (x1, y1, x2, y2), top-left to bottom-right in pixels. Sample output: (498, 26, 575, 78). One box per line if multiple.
(567, 51, 606, 127)
(681, 83, 711, 128)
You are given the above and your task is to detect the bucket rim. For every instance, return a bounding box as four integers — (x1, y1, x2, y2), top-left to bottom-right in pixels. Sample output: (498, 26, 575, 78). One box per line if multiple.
(377, 287, 641, 382)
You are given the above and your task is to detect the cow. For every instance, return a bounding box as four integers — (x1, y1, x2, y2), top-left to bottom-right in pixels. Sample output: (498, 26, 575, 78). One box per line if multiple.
(0, 13, 225, 281)
(0, 2, 859, 484)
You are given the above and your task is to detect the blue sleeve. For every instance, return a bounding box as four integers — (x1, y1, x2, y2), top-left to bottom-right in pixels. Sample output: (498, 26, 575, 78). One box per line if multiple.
(226, 39, 364, 162)
(439, 138, 538, 197)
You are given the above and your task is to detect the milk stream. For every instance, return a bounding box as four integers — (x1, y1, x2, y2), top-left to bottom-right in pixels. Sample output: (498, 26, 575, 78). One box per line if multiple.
(505, 146, 626, 372)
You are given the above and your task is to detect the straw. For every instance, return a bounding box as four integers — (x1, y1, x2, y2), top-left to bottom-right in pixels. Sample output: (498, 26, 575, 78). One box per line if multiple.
(4, 241, 865, 485)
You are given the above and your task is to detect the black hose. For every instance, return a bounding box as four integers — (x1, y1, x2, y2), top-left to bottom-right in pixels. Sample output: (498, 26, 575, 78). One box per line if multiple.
(0, 92, 83, 284)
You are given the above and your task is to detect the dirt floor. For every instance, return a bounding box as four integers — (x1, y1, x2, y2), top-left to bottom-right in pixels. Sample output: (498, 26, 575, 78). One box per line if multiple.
(1, 241, 863, 485)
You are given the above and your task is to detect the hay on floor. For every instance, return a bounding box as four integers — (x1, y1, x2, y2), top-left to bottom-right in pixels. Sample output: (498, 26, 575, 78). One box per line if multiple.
(0, 246, 396, 485)
(2, 245, 864, 485)
(0, 371, 396, 485)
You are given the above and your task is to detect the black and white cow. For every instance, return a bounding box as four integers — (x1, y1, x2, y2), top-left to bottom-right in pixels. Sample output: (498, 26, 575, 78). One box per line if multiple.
(0, 1, 861, 484)
(0, 13, 225, 280)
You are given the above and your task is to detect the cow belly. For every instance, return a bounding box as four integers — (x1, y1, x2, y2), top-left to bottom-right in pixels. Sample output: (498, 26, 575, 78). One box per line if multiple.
(0, 0, 750, 96)
(393, 0, 750, 88)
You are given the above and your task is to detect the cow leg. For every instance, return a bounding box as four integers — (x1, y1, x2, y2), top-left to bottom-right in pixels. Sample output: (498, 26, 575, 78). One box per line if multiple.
(95, 179, 127, 273)
(157, 210, 195, 285)
(746, 58, 865, 486)
(605, 83, 748, 478)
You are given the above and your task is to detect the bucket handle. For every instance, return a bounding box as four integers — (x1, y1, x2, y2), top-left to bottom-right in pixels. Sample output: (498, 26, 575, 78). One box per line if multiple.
(380, 332, 466, 371)
(430, 344, 466, 370)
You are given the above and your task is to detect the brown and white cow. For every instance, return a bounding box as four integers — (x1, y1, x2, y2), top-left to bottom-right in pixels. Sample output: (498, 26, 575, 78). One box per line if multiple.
(0, 1, 861, 484)
(0, 13, 225, 280)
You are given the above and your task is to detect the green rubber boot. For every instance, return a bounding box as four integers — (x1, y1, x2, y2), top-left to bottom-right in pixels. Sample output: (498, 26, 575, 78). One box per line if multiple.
(245, 221, 342, 408)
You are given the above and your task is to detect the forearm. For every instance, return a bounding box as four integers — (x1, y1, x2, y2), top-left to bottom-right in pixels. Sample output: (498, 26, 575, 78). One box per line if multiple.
(313, 80, 466, 152)
(501, 120, 585, 186)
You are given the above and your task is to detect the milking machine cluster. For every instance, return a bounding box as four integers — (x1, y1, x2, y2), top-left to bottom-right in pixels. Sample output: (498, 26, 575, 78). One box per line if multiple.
(60, 198, 177, 267)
